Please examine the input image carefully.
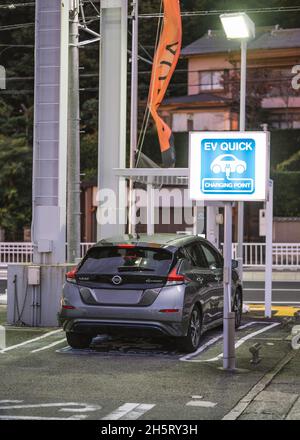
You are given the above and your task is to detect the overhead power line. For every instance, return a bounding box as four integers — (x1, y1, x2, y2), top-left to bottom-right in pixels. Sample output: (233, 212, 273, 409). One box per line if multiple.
(0, 2, 35, 8)
(0, 22, 34, 31)
(139, 6, 300, 18)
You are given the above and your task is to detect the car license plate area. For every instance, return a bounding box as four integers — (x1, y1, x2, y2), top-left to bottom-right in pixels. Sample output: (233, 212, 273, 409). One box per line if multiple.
(92, 289, 144, 305)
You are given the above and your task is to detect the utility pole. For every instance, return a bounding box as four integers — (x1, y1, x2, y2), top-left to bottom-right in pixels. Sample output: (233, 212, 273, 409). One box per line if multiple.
(128, 0, 138, 234)
(67, 0, 81, 263)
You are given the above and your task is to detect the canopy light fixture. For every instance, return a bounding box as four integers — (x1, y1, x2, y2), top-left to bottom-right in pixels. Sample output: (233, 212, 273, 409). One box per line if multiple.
(220, 12, 255, 39)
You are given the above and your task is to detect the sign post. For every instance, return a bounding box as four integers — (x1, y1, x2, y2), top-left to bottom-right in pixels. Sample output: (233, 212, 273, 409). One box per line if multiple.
(223, 202, 235, 369)
(265, 179, 273, 318)
(189, 131, 269, 370)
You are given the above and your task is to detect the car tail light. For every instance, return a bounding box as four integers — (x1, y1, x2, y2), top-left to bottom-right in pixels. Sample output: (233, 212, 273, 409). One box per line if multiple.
(166, 266, 185, 284)
(159, 309, 179, 313)
(66, 268, 77, 283)
(117, 244, 135, 248)
(60, 297, 76, 310)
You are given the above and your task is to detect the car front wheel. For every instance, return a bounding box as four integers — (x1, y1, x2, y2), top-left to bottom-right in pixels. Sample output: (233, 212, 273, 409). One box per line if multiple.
(66, 332, 93, 349)
(178, 306, 202, 353)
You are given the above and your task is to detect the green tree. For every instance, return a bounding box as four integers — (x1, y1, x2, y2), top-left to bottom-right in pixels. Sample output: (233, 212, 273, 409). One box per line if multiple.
(0, 135, 32, 240)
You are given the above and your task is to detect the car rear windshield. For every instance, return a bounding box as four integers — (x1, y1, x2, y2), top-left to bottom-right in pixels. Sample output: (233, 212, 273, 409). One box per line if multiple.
(77, 246, 173, 276)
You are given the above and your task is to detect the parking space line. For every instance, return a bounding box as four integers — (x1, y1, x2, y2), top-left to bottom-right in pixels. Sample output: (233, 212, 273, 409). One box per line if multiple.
(244, 288, 300, 292)
(31, 338, 66, 353)
(122, 404, 155, 420)
(0, 329, 63, 353)
(180, 321, 280, 362)
(0, 402, 101, 412)
(186, 400, 217, 408)
(180, 334, 223, 362)
(0, 415, 87, 420)
(180, 321, 265, 362)
(101, 403, 155, 420)
(203, 322, 280, 362)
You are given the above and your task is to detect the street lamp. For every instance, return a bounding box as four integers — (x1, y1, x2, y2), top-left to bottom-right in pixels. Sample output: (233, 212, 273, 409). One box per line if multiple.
(220, 12, 255, 281)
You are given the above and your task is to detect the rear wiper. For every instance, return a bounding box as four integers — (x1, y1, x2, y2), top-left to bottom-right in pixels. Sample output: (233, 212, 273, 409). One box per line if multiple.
(117, 266, 155, 272)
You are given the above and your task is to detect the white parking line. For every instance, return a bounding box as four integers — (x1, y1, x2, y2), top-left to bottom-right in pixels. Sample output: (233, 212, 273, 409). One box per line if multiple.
(0, 415, 87, 420)
(101, 403, 155, 420)
(31, 338, 66, 353)
(186, 400, 217, 408)
(180, 334, 223, 362)
(244, 288, 300, 292)
(121, 404, 155, 420)
(180, 321, 280, 362)
(0, 402, 102, 412)
(180, 321, 263, 362)
(0, 329, 63, 353)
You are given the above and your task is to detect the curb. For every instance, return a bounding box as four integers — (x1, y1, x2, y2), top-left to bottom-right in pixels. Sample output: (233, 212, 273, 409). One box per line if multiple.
(222, 351, 297, 420)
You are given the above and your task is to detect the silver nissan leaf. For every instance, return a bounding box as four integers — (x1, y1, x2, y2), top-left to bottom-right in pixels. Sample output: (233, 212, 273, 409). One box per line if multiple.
(59, 234, 243, 353)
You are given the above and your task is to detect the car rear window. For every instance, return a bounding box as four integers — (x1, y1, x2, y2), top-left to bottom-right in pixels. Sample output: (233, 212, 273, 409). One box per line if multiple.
(77, 246, 173, 276)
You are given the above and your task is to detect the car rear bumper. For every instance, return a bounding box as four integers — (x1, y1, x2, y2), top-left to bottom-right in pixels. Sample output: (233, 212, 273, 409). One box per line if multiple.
(61, 317, 185, 338)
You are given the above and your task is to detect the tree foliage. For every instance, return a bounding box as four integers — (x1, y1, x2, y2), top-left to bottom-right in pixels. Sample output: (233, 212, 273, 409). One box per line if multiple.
(0, 135, 32, 240)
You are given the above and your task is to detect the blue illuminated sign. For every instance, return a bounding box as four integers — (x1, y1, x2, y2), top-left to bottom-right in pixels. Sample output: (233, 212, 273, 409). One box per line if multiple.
(200, 138, 255, 194)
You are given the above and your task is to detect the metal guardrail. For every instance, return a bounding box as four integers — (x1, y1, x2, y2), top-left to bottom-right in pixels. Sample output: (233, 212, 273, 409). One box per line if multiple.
(232, 243, 300, 267)
(0, 242, 95, 264)
(0, 242, 300, 268)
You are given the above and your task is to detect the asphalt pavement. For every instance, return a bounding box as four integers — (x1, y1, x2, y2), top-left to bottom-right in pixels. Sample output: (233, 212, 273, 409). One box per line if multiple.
(0, 304, 300, 420)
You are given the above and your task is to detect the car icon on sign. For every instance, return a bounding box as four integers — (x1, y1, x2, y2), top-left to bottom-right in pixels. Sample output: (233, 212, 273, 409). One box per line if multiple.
(210, 154, 247, 175)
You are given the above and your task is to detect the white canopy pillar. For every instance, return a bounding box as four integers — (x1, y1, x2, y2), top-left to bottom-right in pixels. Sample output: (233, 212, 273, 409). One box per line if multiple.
(97, 0, 128, 240)
(32, 0, 69, 264)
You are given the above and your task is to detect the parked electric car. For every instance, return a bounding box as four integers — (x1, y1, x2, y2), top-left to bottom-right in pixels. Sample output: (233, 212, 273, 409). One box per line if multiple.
(59, 234, 243, 353)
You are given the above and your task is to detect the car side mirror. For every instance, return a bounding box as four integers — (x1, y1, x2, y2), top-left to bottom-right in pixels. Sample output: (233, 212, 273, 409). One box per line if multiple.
(232, 259, 239, 270)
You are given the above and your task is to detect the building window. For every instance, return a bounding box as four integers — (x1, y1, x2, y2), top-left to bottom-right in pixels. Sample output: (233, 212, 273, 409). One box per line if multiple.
(199, 70, 224, 91)
(268, 112, 300, 129)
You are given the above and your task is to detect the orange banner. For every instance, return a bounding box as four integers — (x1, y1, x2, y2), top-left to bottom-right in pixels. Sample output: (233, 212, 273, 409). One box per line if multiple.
(148, 0, 182, 167)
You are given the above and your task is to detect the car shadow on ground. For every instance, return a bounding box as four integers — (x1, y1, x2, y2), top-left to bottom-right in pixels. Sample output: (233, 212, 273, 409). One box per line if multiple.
(57, 327, 225, 359)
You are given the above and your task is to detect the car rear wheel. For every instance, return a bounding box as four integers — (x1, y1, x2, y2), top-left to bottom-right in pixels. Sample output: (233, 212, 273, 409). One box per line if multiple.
(66, 332, 93, 349)
(178, 306, 202, 353)
(233, 292, 243, 328)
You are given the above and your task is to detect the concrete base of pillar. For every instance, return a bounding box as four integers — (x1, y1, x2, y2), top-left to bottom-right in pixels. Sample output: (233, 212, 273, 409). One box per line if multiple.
(7, 264, 72, 327)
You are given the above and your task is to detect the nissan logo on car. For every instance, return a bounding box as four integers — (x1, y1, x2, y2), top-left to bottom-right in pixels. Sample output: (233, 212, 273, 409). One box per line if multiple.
(112, 275, 122, 285)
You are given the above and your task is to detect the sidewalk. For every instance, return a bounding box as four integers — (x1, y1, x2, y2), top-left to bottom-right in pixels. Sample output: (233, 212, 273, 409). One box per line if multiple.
(227, 350, 300, 420)
(244, 269, 300, 282)
(218, 311, 300, 420)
